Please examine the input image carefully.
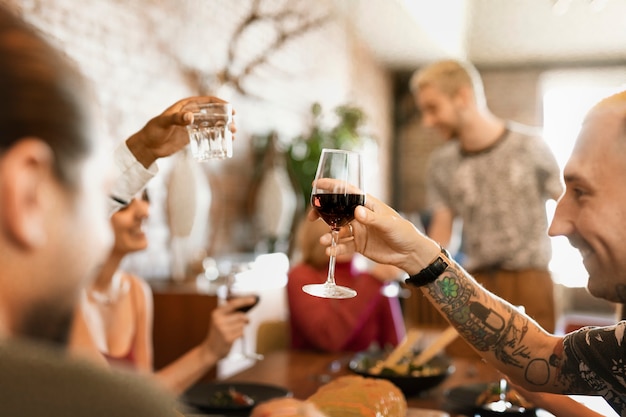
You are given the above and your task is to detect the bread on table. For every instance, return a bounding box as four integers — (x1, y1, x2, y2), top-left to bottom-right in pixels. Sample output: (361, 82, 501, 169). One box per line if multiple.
(308, 375, 407, 417)
(250, 375, 407, 417)
(250, 398, 326, 417)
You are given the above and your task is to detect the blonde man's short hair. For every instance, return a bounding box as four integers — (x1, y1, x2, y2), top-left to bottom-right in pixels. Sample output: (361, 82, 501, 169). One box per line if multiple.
(409, 59, 487, 108)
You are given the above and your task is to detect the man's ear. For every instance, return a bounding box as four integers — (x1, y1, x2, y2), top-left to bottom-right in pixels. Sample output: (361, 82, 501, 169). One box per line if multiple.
(455, 85, 475, 108)
(0, 138, 56, 249)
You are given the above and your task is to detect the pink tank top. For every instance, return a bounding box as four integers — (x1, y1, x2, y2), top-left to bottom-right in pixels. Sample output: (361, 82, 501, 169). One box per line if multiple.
(101, 348, 136, 369)
(100, 275, 138, 370)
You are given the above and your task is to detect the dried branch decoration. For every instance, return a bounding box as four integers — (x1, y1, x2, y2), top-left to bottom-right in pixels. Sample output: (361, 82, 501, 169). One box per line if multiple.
(182, 0, 330, 96)
(217, 0, 330, 95)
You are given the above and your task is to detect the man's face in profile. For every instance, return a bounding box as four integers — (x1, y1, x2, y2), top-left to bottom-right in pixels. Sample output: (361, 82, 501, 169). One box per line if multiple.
(415, 84, 462, 141)
(20, 136, 114, 345)
(549, 105, 626, 303)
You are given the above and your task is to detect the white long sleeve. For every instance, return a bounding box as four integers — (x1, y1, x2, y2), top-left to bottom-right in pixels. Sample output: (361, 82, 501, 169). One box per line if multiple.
(109, 141, 158, 214)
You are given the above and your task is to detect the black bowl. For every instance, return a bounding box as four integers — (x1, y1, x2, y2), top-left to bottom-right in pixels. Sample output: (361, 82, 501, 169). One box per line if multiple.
(348, 350, 454, 398)
(182, 382, 291, 414)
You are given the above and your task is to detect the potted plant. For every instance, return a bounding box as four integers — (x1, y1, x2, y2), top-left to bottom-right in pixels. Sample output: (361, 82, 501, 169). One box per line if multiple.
(286, 102, 369, 209)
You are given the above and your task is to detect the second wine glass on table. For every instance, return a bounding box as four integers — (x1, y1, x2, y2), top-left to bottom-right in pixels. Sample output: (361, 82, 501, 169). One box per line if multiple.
(303, 148, 365, 299)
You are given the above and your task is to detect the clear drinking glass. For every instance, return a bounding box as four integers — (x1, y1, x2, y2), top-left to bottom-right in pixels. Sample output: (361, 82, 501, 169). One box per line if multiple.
(185, 102, 233, 161)
(302, 149, 365, 299)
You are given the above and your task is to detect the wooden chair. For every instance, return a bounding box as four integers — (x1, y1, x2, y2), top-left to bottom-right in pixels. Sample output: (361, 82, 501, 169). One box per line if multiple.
(256, 319, 290, 355)
(402, 284, 479, 359)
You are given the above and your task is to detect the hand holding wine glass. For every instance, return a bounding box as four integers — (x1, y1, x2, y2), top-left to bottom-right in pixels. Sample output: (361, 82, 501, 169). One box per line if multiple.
(303, 149, 365, 299)
(223, 272, 264, 361)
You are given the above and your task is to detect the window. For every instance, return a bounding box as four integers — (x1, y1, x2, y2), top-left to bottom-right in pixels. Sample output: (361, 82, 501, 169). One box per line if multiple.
(541, 68, 625, 287)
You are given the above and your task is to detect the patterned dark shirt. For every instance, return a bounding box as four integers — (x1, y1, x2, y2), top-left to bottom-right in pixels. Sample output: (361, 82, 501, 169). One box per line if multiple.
(563, 322, 626, 416)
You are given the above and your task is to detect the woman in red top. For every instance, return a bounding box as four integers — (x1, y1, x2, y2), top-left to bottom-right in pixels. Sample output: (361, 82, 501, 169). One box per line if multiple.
(287, 214, 405, 352)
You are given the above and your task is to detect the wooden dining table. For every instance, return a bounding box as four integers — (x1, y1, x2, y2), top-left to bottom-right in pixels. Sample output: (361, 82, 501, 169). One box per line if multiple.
(178, 349, 506, 417)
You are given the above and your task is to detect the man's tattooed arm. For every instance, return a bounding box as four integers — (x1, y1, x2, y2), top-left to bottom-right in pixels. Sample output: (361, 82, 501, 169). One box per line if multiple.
(421, 261, 572, 393)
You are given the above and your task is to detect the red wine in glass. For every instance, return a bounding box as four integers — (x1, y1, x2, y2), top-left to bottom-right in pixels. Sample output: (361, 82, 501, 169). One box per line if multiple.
(311, 193, 366, 230)
(228, 294, 260, 313)
(302, 149, 365, 299)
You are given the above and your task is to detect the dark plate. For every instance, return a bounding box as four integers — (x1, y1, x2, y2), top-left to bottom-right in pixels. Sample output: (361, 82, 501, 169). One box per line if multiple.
(348, 350, 454, 398)
(444, 382, 539, 416)
(182, 382, 291, 414)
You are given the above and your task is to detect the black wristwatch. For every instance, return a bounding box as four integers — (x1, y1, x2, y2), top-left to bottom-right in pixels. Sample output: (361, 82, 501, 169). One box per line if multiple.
(404, 246, 451, 287)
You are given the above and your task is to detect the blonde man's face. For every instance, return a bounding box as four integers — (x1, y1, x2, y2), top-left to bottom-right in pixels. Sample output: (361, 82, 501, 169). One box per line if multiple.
(414, 84, 462, 140)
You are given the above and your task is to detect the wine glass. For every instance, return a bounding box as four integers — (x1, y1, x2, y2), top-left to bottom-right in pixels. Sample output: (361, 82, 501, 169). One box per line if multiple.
(221, 268, 264, 361)
(302, 148, 365, 299)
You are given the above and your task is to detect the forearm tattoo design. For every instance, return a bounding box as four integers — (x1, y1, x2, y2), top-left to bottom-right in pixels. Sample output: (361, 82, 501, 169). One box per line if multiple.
(426, 263, 558, 387)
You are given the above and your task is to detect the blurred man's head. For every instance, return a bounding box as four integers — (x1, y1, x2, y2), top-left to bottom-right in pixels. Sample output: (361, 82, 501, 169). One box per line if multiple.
(410, 60, 486, 140)
(0, 6, 112, 345)
(549, 90, 626, 302)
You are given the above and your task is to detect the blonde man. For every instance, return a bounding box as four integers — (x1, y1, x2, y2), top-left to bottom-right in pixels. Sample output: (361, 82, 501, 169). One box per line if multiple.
(410, 60, 563, 332)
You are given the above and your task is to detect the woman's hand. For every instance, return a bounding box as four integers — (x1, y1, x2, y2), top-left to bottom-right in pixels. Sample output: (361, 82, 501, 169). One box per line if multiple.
(201, 296, 255, 361)
(125, 96, 237, 168)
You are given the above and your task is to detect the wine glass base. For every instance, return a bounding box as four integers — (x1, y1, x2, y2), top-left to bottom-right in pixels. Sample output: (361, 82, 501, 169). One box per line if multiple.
(302, 283, 357, 299)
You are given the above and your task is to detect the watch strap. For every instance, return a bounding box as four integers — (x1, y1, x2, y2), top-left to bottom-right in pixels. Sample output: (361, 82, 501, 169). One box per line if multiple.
(404, 246, 451, 287)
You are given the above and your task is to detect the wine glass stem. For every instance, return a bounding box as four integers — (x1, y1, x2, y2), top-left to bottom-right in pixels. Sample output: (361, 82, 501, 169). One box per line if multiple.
(325, 229, 340, 287)
(240, 332, 249, 356)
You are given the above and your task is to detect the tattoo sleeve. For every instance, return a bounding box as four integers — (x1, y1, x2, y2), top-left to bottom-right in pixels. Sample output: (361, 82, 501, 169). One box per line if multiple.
(423, 262, 562, 389)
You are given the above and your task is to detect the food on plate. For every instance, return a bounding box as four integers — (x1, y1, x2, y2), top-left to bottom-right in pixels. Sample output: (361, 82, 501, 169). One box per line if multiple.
(206, 386, 255, 407)
(308, 375, 407, 417)
(366, 329, 451, 377)
(378, 358, 448, 378)
(359, 350, 449, 378)
(369, 329, 421, 375)
(475, 382, 534, 409)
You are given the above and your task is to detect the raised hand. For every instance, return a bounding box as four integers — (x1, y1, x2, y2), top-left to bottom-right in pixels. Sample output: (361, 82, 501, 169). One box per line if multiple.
(310, 190, 440, 276)
(125, 96, 237, 168)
